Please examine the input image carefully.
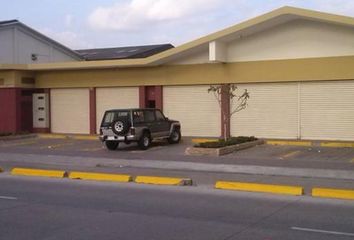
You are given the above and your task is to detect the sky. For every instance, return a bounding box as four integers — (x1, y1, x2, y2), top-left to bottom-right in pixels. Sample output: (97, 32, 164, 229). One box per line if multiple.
(1, 0, 354, 50)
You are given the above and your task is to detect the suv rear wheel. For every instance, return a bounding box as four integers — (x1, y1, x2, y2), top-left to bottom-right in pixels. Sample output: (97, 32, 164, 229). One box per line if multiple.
(138, 132, 151, 150)
(105, 141, 119, 150)
(168, 128, 181, 144)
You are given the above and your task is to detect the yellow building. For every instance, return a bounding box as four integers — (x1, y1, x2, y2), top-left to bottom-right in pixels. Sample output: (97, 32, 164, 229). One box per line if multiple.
(1, 6, 354, 140)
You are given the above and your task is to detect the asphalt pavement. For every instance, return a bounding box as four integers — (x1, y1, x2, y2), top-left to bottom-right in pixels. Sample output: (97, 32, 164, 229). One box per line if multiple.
(1, 136, 354, 192)
(1, 175, 354, 240)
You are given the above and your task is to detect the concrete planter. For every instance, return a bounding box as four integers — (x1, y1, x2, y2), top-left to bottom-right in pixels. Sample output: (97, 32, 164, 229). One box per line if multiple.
(185, 139, 264, 156)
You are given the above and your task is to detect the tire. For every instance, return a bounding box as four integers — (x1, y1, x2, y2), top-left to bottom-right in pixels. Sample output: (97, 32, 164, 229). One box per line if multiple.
(138, 132, 151, 150)
(105, 141, 119, 150)
(168, 128, 181, 144)
(111, 118, 130, 135)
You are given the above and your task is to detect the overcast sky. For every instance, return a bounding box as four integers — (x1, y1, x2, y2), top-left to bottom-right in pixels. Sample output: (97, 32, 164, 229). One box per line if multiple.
(2, 0, 354, 49)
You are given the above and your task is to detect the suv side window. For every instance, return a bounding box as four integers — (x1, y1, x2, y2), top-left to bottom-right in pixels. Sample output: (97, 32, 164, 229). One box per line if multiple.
(133, 111, 145, 123)
(144, 110, 155, 122)
(155, 110, 165, 121)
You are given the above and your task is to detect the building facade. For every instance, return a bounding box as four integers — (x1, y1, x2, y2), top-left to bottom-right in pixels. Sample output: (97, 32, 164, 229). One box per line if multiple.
(1, 7, 354, 140)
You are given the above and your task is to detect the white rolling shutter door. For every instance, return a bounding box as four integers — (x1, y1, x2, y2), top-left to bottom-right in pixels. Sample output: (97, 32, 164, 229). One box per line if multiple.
(96, 87, 139, 132)
(163, 85, 220, 137)
(231, 83, 299, 139)
(51, 88, 90, 134)
(300, 80, 354, 141)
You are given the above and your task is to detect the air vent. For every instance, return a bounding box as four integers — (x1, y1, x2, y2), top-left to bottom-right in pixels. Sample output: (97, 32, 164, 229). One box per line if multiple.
(21, 77, 35, 85)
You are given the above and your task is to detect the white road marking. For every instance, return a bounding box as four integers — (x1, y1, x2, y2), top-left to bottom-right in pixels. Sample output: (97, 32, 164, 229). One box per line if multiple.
(0, 195, 17, 200)
(291, 227, 354, 237)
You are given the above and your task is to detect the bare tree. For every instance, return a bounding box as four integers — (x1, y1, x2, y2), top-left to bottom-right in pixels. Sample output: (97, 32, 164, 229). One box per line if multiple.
(208, 84, 250, 140)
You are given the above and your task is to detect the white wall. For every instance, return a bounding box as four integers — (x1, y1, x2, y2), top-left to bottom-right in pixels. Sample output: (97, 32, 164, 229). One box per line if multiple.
(226, 19, 354, 62)
(167, 49, 209, 65)
(0, 28, 14, 63)
(0, 26, 79, 64)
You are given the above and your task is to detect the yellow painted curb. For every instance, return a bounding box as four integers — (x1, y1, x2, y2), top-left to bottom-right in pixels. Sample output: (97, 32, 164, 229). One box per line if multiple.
(192, 138, 218, 144)
(266, 140, 312, 147)
(71, 135, 98, 140)
(37, 134, 68, 139)
(215, 181, 303, 196)
(11, 168, 66, 178)
(69, 171, 132, 182)
(320, 142, 354, 148)
(135, 176, 193, 186)
(312, 187, 354, 200)
(37, 134, 98, 140)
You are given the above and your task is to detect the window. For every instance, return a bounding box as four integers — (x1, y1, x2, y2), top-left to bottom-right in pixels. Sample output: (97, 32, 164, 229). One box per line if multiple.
(133, 111, 145, 123)
(144, 110, 155, 122)
(103, 111, 129, 124)
(155, 110, 165, 121)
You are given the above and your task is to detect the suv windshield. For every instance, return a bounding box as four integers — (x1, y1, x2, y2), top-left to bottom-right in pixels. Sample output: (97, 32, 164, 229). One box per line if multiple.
(102, 111, 129, 125)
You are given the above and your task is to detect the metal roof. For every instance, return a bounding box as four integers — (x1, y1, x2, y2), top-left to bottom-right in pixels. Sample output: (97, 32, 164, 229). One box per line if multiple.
(76, 44, 174, 61)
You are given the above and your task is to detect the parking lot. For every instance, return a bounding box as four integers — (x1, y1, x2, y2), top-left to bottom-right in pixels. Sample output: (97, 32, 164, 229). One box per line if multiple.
(0, 136, 353, 170)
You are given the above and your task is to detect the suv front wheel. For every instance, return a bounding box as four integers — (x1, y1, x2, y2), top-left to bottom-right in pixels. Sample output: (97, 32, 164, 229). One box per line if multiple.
(138, 132, 151, 150)
(168, 129, 181, 144)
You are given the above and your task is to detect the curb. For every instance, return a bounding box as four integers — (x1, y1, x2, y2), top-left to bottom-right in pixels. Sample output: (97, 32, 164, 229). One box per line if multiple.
(266, 140, 312, 147)
(215, 181, 303, 196)
(312, 187, 354, 200)
(37, 134, 98, 141)
(320, 142, 354, 148)
(69, 171, 132, 182)
(0, 134, 37, 141)
(266, 140, 354, 148)
(191, 138, 218, 144)
(11, 168, 67, 178)
(135, 176, 193, 186)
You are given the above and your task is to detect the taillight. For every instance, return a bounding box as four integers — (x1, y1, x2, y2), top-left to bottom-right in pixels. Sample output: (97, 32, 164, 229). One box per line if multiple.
(130, 127, 135, 135)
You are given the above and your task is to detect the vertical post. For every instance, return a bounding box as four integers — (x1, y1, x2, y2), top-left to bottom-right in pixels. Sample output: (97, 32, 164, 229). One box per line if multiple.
(221, 84, 231, 139)
(15, 88, 22, 133)
(44, 88, 51, 133)
(89, 87, 96, 134)
(139, 86, 146, 108)
(155, 86, 163, 111)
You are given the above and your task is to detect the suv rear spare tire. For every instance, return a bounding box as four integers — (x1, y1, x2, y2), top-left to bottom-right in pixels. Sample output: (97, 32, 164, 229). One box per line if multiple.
(111, 118, 130, 135)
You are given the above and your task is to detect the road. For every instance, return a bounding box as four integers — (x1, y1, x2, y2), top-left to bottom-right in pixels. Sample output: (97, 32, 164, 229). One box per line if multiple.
(1, 175, 353, 240)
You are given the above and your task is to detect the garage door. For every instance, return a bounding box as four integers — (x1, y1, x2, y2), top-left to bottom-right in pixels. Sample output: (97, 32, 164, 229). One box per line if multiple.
(96, 87, 139, 132)
(51, 88, 89, 134)
(300, 80, 354, 141)
(163, 85, 220, 137)
(231, 83, 299, 139)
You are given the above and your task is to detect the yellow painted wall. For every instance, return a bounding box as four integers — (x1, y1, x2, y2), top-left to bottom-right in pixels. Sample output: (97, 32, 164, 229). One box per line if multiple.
(35, 56, 354, 88)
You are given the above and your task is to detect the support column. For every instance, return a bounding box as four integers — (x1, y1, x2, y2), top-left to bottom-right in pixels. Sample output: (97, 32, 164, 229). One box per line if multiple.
(139, 86, 163, 110)
(89, 87, 97, 134)
(155, 86, 163, 111)
(139, 86, 146, 108)
(221, 84, 231, 139)
(0, 88, 18, 133)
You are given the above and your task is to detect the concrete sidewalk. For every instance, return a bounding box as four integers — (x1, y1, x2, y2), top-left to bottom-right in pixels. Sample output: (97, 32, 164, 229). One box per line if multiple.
(1, 152, 354, 180)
